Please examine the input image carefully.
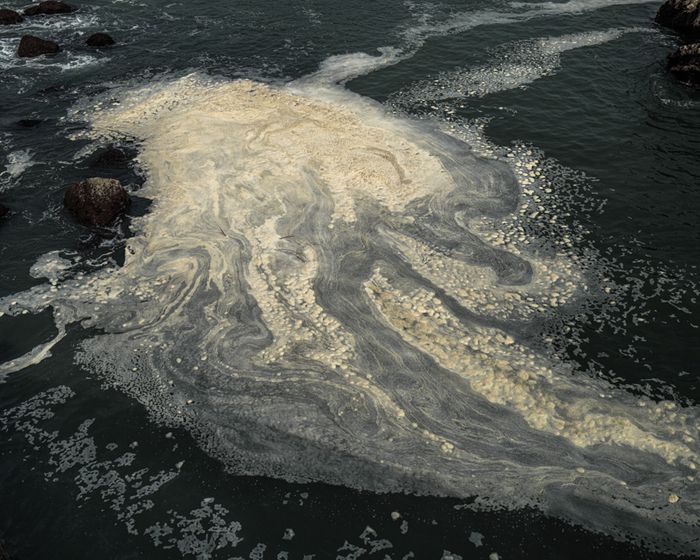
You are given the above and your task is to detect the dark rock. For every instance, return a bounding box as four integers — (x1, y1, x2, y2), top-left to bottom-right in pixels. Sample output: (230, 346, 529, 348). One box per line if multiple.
(23, 0, 74, 15)
(92, 145, 135, 168)
(668, 42, 700, 86)
(17, 34, 59, 57)
(0, 8, 23, 24)
(85, 32, 114, 47)
(0, 203, 8, 218)
(656, 0, 700, 36)
(64, 177, 130, 226)
(16, 118, 42, 127)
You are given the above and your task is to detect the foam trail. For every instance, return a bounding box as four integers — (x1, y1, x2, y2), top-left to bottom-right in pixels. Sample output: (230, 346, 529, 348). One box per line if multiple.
(0, 329, 66, 381)
(399, 0, 659, 53)
(1, 72, 698, 553)
(294, 0, 661, 86)
(391, 28, 647, 101)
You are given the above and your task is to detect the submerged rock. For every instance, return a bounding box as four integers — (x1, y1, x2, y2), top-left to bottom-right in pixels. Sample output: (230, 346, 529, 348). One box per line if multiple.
(64, 177, 130, 226)
(23, 0, 74, 15)
(92, 145, 135, 168)
(85, 32, 114, 47)
(15, 118, 42, 128)
(17, 35, 59, 57)
(0, 8, 23, 24)
(656, 0, 700, 36)
(668, 42, 700, 86)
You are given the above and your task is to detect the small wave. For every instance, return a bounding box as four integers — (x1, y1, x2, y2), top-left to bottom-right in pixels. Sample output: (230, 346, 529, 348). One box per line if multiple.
(3, 11, 100, 33)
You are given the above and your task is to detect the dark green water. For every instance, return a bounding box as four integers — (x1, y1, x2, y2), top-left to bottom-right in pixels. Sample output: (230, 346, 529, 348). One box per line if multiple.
(1, 0, 699, 558)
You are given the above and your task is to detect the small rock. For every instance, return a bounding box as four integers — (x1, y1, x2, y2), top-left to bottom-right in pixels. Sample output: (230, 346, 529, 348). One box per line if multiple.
(668, 42, 700, 87)
(668, 493, 680, 504)
(92, 145, 134, 168)
(0, 204, 8, 218)
(86, 32, 114, 47)
(390, 511, 401, 520)
(23, 0, 74, 16)
(17, 34, 59, 57)
(0, 8, 24, 24)
(656, 0, 700, 36)
(64, 177, 130, 226)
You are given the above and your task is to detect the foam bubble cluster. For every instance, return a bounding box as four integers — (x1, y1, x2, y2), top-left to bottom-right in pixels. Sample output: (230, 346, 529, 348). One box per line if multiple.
(1, 74, 699, 554)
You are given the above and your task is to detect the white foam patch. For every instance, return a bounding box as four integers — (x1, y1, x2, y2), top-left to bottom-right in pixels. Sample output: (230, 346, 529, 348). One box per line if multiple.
(392, 28, 646, 101)
(3, 149, 35, 178)
(7, 11, 100, 33)
(0, 37, 15, 66)
(1, 72, 698, 554)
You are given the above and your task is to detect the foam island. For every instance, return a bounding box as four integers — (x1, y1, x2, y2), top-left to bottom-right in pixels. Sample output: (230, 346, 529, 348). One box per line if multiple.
(1, 74, 698, 554)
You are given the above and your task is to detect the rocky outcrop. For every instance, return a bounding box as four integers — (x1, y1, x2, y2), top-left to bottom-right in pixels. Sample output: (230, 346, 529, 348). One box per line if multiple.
(17, 34, 59, 57)
(0, 8, 23, 24)
(668, 42, 700, 86)
(656, 0, 700, 36)
(85, 32, 114, 47)
(23, 0, 74, 15)
(64, 177, 130, 226)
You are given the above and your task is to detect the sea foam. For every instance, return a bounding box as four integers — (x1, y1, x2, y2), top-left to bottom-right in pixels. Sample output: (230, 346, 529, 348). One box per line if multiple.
(1, 72, 698, 554)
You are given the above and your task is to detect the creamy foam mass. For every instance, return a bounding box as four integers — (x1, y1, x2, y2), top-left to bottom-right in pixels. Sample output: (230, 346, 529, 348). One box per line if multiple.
(1, 74, 699, 553)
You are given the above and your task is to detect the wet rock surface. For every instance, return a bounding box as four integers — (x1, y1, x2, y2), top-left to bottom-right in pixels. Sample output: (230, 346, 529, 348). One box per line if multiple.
(17, 35, 59, 57)
(656, 0, 700, 36)
(15, 118, 43, 128)
(668, 42, 700, 86)
(85, 32, 114, 46)
(91, 145, 136, 168)
(23, 0, 74, 16)
(0, 8, 23, 24)
(64, 177, 130, 226)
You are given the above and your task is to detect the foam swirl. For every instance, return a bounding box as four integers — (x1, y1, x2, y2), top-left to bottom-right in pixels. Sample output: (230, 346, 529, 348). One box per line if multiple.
(1, 74, 698, 554)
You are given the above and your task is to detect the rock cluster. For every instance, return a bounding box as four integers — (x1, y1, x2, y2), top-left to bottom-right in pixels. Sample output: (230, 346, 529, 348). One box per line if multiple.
(1, 1, 117, 57)
(0, 1, 128, 228)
